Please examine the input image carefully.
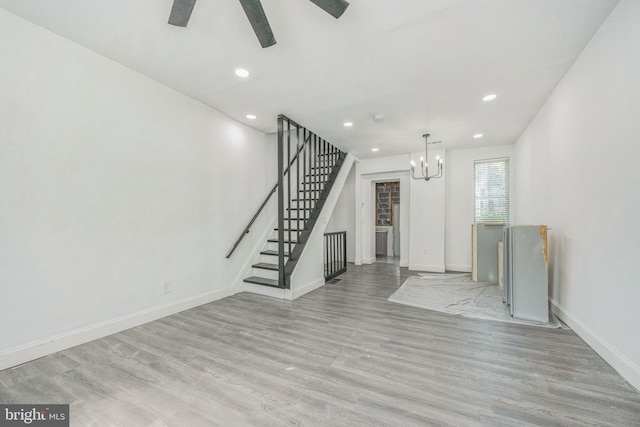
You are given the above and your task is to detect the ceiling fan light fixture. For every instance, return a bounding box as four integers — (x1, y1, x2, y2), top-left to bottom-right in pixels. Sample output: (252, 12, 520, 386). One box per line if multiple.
(169, 0, 348, 48)
(238, 0, 277, 48)
(168, 0, 197, 27)
(308, 0, 350, 19)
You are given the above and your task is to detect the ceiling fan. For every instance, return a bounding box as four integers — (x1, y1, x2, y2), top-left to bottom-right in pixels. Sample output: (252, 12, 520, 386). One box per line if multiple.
(168, 0, 350, 48)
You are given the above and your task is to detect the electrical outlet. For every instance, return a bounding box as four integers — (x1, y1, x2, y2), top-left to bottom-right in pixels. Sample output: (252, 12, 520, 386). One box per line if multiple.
(162, 282, 172, 294)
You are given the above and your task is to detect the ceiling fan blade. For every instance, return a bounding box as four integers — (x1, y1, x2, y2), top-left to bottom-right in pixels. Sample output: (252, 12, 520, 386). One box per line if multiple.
(238, 0, 277, 48)
(168, 0, 197, 27)
(308, 0, 349, 19)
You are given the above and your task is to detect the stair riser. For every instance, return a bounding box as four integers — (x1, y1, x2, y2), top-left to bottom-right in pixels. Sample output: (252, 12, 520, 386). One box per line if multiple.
(284, 212, 310, 220)
(296, 192, 322, 200)
(298, 186, 324, 196)
(289, 201, 316, 208)
(284, 208, 311, 216)
(250, 268, 279, 281)
(277, 228, 306, 236)
(267, 241, 297, 251)
(259, 253, 283, 263)
(270, 229, 302, 239)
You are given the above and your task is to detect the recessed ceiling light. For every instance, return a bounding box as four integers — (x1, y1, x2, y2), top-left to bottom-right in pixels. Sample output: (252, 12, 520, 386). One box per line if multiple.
(235, 68, 250, 78)
(343, 122, 353, 127)
(482, 94, 497, 102)
(246, 114, 256, 120)
(371, 148, 379, 152)
(473, 133, 483, 139)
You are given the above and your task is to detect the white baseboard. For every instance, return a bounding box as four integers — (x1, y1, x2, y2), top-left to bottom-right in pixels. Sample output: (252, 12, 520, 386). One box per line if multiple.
(0, 287, 234, 371)
(291, 278, 325, 300)
(550, 298, 640, 392)
(409, 264, 445, 273)
(445, 264, 472, 273)
(347, 257, 355, 263)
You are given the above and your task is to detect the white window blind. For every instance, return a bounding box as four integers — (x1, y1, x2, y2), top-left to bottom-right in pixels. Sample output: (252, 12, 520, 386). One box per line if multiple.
(474, 158, 510, 224)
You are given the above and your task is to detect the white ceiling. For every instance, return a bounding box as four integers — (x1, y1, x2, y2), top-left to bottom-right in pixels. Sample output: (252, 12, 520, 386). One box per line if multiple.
(0, 0, 618, 158)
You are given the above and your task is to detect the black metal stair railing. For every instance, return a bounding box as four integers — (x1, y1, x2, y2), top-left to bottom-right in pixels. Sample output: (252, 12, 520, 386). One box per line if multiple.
(231, 114, 345, 291)
(324, 231, 347, 280)
(277, 115, 346, 289)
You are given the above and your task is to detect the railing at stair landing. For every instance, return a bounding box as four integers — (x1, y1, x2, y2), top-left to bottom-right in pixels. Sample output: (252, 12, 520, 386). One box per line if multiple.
(226, 114, 345, 289)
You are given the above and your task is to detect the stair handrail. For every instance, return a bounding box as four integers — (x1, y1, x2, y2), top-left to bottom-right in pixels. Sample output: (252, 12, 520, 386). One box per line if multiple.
(225, 132, 309, 259)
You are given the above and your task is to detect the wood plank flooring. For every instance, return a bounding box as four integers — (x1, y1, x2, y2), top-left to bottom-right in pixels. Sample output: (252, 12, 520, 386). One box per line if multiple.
(1, 263, 639, 426)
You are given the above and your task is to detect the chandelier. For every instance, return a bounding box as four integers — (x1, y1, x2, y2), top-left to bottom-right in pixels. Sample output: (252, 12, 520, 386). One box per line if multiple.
(411, 133, 443, 181)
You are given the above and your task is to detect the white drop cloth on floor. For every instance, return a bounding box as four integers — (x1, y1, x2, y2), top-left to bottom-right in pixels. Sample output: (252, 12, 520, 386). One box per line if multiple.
(389, 273, 564, 329)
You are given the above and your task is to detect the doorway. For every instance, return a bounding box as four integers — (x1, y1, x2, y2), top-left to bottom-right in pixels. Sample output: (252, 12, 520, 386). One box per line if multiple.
(375, 181, 400, 264)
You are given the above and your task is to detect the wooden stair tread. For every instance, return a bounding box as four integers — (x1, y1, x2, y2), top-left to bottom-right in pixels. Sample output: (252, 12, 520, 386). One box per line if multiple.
(243, 276, 282, 288)
(252, 262, 278, 271)
(267, 238, 298, 243)
(260, 250, 289, 257)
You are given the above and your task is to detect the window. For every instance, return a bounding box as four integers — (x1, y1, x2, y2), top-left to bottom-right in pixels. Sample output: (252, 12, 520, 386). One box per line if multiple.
(474, 158, 510, 224)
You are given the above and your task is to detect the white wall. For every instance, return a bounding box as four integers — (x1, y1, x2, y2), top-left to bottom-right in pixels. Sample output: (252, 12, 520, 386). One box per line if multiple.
(0, 10, 275, 367)
(408, 149, 446, 272)
(325, 163, 356, 262)
(445, 145, 514, 272)
(513, 0, 640, 390)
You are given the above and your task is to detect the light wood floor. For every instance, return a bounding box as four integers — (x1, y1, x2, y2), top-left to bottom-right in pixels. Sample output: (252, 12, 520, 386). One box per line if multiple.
(1, 263, 639, 426)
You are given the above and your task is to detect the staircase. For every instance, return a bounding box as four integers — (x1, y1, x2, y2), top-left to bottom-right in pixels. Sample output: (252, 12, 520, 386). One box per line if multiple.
(242, 115, 346, 290)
